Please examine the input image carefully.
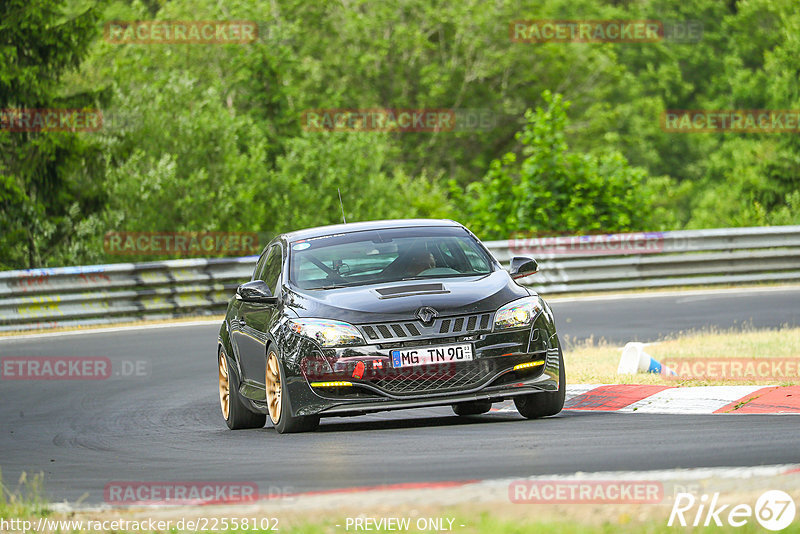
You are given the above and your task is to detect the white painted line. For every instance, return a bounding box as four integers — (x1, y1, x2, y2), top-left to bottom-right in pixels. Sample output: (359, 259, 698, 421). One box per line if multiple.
(619, 385, 767, 414)
(0, 320, 221, 342)
(481, 463, 800, 485)
(492, 385, 794, 415)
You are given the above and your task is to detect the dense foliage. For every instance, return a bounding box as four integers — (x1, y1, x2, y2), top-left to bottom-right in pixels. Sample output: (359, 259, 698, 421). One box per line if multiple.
(2, 0, 799, 268)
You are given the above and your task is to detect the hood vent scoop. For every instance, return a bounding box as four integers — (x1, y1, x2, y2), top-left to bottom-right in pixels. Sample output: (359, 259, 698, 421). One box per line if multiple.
(375, 283, 449, 299)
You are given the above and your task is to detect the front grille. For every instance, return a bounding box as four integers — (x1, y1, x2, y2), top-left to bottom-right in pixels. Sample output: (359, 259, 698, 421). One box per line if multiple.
(359, 312, 492, 342)
(369, 360, 492, 395)
(379, 336, 461, 350)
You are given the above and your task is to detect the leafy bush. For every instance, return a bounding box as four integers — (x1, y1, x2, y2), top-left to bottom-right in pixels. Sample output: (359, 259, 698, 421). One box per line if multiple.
(455, 91, 659, 240)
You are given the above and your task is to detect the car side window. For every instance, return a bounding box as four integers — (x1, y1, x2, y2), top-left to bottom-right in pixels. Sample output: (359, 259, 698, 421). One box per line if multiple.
(259, 245, 283, 295)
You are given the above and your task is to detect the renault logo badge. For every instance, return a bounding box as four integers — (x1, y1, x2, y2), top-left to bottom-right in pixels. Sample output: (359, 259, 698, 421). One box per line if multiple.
(416, 306, 438, 325)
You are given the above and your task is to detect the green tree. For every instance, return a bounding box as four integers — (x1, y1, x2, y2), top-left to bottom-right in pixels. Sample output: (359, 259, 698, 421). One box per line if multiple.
(9, 0, 800, 269)
(456, 91, 657, 240)
(0, 0, 104, 269)
(252, 132, 452, 234)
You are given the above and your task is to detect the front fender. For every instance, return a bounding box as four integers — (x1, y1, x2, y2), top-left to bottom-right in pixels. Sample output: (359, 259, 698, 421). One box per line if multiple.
(218, 320, 238, 374)
(268, 321, 331, 417)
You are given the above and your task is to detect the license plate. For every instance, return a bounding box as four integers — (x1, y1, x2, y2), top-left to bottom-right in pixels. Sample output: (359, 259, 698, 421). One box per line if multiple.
(390, 343, 473, 368)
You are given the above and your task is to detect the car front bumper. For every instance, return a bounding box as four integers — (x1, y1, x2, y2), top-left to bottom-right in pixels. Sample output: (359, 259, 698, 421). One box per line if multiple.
(311, 365, 559, 416)
(270, 309, 562, 418)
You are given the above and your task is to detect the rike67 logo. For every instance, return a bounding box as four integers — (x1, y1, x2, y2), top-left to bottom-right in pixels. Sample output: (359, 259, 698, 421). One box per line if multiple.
(669, 490, 796, 531)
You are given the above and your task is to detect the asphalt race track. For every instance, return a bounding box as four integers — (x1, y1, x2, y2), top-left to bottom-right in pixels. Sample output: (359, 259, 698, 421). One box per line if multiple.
(553, 286, 800, 345)
(1, 287, 799, 504)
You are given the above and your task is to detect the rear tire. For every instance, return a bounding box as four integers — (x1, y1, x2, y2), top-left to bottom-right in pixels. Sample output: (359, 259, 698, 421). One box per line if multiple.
(514, 348, 566, 419)
(452, 400, 492, 416)
(266, 349, 320, 434)
(219, 349, 266, 430)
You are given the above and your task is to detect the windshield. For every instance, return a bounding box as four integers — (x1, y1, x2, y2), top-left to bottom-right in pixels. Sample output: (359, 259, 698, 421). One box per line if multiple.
(289, 226, 494, 290)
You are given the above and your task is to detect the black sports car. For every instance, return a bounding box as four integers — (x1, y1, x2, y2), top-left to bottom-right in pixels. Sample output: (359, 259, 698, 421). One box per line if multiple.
(217, 219, 565, 433)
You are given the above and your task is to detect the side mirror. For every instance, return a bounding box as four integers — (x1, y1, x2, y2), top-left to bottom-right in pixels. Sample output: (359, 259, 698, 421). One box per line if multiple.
(509, 256, 538, 279)
(236, 280, 279, 304)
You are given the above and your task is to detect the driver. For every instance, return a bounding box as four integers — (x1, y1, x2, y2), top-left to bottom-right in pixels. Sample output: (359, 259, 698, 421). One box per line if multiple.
(404, 247, 435, 277)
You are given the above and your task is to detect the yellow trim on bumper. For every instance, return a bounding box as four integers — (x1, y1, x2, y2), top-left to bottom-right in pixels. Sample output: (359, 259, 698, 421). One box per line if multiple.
(513, 360, 546, 371)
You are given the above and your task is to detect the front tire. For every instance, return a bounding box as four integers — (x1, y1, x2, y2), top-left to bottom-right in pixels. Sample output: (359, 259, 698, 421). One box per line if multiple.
(266, 349, 320, 434)
(514, 348, 566, 419)
(219, 349, 266, 430)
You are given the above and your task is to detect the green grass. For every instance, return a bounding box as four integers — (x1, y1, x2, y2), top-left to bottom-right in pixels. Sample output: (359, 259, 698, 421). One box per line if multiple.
(0, 470, 48, 519)
(265, 514, 800, 533)
(565, 326, 800, 385)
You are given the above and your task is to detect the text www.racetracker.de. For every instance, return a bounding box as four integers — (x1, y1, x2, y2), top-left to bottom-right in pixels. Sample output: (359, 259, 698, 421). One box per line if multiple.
(0, 517, 279, 533)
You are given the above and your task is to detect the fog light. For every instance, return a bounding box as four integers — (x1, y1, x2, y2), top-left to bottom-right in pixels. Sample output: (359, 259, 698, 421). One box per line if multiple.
(310, 381, 353, 387)
(513, 360, 545, 371)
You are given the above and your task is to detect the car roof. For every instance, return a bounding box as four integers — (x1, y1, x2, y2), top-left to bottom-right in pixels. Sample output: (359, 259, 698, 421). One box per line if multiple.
(281, 219, 464, 242)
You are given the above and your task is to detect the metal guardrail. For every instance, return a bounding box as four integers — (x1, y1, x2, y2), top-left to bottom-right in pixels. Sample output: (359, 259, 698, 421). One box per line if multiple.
(486, 225, 800, 293)
(0, 258, 255, 332)
(1, 226, 799, 332)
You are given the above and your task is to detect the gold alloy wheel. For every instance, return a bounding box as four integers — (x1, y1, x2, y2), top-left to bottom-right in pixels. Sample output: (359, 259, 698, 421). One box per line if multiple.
(266, 351, 282, 424)
(218, 353, 230, 420)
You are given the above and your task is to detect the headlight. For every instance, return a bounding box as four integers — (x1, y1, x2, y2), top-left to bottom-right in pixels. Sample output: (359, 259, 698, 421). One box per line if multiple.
(288, 318, 365, 347)
(493, 296, 543, 331)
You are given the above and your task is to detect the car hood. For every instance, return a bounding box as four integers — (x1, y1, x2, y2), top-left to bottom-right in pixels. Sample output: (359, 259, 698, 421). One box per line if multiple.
(284, 270, 530, 324)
